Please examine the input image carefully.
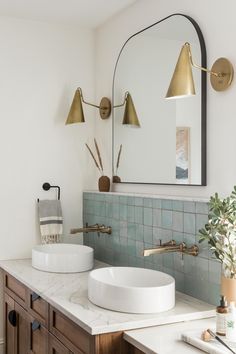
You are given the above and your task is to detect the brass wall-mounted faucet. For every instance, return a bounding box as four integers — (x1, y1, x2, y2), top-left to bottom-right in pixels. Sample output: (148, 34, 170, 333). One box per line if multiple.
(143, 240, 199, 257)
(70, 223, 112, 236)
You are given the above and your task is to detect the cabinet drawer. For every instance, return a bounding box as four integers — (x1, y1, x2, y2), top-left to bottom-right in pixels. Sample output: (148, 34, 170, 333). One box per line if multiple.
(4, 272, 27, 308)
(28, 290, 49, 327)
(48, 333, 70, 354)
(49, 307, 94, 354)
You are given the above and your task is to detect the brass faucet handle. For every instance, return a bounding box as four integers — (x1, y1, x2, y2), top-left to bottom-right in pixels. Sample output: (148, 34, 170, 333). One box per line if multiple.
(183, 245, 199, 256)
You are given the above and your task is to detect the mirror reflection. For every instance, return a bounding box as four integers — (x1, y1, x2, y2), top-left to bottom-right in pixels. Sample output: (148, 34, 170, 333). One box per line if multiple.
(112, 14, 206, 185)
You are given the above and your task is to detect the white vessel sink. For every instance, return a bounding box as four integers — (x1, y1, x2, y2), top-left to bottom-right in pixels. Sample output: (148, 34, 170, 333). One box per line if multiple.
(32, 244, 94, 273)
(88, 267, 175, 314)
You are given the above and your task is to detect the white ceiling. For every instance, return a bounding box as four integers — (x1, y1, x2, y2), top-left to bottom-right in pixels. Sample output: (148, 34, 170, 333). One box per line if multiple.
(0, 0, 137, 28)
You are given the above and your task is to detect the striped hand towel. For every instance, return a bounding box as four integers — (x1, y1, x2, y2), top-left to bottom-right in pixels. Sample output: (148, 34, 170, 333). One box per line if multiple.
(38, 200, 63, 244)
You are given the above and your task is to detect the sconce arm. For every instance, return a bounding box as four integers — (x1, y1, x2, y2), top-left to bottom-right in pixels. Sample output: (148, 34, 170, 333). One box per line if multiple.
(77, 87, 100, 108)
(113, 91, 129, 108)
(186, 42, 219, 77)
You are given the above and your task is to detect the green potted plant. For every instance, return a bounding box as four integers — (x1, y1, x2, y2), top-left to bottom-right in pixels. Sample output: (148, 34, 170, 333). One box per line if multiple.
(199, 186, 236, 302)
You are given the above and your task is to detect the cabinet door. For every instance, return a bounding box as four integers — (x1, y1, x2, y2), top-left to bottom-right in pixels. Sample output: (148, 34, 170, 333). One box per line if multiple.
(15, 302, 30, 354)
(48, 333, 70, 354)
(29, 314, 48, 354)
(4, 293, 17, 354)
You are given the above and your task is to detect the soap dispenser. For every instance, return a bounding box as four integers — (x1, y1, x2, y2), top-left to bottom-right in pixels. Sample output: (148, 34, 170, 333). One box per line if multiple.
(216, 295, 228, 336)
(226, 302, 236, 342)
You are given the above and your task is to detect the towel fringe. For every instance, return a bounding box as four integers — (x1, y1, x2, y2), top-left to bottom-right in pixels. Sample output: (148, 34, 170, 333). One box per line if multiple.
(41, 234, 60, 244)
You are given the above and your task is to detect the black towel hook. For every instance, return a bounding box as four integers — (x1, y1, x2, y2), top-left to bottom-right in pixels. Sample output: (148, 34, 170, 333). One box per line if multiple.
(37, 182, 61, 202)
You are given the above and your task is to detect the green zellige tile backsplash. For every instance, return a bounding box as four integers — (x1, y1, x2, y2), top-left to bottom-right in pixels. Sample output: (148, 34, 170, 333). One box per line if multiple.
(83, 192, 219, 305)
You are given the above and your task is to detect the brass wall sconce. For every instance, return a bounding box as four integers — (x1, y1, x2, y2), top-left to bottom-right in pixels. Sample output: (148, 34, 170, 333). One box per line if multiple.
(114, 92, 140, 127)
(66, 89, 141, 127)
(166, 42, 234, 99)
(65, 87, 111, 124)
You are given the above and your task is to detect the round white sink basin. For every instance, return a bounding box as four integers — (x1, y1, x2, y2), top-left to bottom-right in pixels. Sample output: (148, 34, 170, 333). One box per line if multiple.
(88, 267, 175, 313)
(32, 244, 94, 273)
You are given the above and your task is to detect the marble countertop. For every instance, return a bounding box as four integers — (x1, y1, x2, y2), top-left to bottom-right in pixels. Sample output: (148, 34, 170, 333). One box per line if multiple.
(124, 318, 217, 354)
(0, 259, 215, 335)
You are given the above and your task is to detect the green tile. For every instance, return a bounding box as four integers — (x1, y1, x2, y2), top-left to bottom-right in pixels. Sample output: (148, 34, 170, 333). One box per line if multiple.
(112, 195, 119, 203)
(161, 229, 173, 243)
(106, 203, 112, 218)
(134, 197, 143, 206)
(209, 260, 221, 284)
(119, 195, 128, 204)
(128, 255, 137, 267)
(196, 257, 209, 282)
(127, 196, 135, 205)
(112, 203, 120, 220)
(153, 209, 161, 227)
(162, 210, 172, 229)
(153, 227, 161, 244)
(173, 231, 184, 244)
(161, 199, 173, 210)
(172, 200, 184, 211)
(120, 237, 128, 253)
(105, 194, 113, 202)
(134, 206, 143, 224)
(183, 254, 196, 276)
(144, 226, 153, 244)
(184, 201, 196, 213)
(196, 202, 209, 215)
(127, 205, 135, 222)
(174, 271, 185, 292)
(208, 282, 221, 305)
(183, 233, 196, 247)
(144, 207, 153, 226)
(144, 198, 152, 208)
(162, 267, 174, 277)
(172, 211, 183, 232)
(136, 224, 144, 241)
(135, 257, 145, 268)
(135, 241, 144, 258)
(153, 199, 161, 209)
(163, 253, 174, 268)
(144, 260, 154, 270)
(196, 214, 208, 234)
(119, 204, 128, 221)
(127, 239, 136, 256)
(128, 223, 136, 240)
(119, 221, 127, 238)
(184, 213, 195, 234)
(99, 201, 106, 217)
(174, 253, 184, 273)
(152, 253, 163, 266)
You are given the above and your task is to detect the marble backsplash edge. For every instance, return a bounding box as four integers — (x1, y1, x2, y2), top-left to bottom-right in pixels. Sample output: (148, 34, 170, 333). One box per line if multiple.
(83, 192, 221, 306)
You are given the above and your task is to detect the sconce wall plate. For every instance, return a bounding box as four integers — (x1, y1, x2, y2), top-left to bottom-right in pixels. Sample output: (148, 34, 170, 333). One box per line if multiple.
(210, 58, 234, 91)
(99, 97, 111, 119)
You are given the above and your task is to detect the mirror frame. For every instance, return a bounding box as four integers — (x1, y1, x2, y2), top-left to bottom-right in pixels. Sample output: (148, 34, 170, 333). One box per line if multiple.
(112, 13, 207, 186)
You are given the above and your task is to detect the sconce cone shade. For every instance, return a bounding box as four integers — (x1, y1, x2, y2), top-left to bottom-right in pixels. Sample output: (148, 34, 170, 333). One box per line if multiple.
(65, 90, 85, 124)
(122, 93, 140, 127)
(166, 44, 196, 99)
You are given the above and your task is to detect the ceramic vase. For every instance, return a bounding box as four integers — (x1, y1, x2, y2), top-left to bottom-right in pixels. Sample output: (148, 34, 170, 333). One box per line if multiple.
(112, 175, 121, 183)
(98, 176, 110, 192)
(221, 275, 236, 303)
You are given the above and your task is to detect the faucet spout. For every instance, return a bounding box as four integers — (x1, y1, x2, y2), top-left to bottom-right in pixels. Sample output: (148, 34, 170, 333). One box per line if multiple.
(143, 240, 198, 257)
(70, 223, 112, 235)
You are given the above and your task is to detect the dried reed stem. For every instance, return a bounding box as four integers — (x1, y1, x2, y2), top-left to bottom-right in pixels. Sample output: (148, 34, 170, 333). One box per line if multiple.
(94, 138, 104, 172)
(85, 143, 101, 173)
(116, 144, 122, 173)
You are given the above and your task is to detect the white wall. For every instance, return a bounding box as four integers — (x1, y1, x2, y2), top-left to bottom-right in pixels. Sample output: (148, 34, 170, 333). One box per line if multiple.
(0, 16, 96, 346)
(95, 0, 236, 199)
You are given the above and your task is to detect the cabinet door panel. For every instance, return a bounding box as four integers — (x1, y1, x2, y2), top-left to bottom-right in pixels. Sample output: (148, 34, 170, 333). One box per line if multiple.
(28, 290, 49, 327)
(29, 316, 48, 354)
(48, 333, 70, 354)
(4, 293, 16, 354)
(15, 302, 30, 354)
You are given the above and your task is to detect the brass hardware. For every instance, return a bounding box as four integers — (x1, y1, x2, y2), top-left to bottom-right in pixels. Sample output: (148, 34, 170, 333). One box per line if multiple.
(65, 88, 111, 124)
(114, 92, 140, 127)
(166, 42, 234, 98)
(70, 223, 112, 235)
(143, 240, 199, 257)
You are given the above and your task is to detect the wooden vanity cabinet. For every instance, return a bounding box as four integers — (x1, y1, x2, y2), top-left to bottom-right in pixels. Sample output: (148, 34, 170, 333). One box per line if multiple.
(3, 271, 138, 354)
